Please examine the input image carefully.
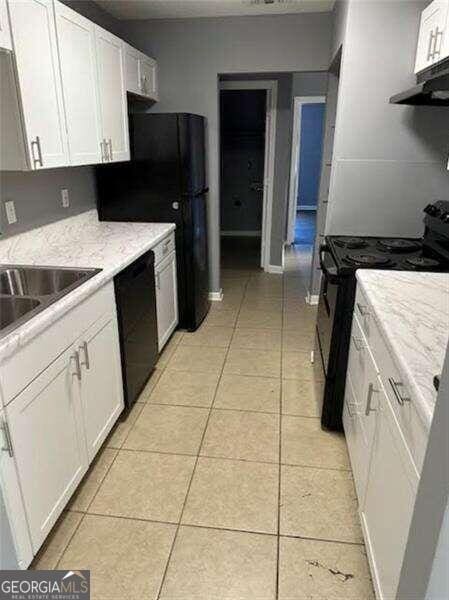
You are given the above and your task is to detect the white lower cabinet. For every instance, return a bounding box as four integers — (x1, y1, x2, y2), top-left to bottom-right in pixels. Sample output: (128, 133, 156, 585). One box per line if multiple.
(344, 286, 422, 600)
(6, 346, 88, 552)
(0, 408, 33, 568)
(2, 283, 124, 562)
(78, 313, 124, 462)
(361, 385, 417, 600)
(155, 248, 179, 351)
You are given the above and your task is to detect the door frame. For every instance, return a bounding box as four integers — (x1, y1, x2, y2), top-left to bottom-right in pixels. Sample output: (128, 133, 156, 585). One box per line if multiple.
(287, 95, 326, 245)
(219, 80, 278, 271)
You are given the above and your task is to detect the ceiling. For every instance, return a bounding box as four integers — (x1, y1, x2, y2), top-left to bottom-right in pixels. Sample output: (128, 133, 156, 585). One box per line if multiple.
(94, 0, 335, 21)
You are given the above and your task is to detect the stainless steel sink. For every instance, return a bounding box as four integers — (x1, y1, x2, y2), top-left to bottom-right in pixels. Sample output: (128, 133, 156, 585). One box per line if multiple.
(0, 265, 101, 339)
(0, 296, 41, 331)
(0, 267, 91, 297)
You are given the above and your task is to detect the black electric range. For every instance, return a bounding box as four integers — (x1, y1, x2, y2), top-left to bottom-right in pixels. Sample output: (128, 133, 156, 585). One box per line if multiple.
(315, 201, 449, 431)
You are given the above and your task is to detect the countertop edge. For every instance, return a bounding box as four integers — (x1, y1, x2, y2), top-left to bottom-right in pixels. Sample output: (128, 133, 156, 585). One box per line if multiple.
(0, 223, 176, 364)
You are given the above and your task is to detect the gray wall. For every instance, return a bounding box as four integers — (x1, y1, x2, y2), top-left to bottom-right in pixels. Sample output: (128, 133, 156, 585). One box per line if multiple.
(0, 0, 120, 239)
(325, 0, 449, 237)
(292, 72, 328, 97)
(122, 13, 333, 291)
(0, 168, 97, 237)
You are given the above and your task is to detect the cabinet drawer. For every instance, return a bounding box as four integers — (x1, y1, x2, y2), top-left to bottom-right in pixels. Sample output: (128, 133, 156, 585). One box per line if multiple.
(153, 232, 175, 266)
(347, 312, 378, 402)
(2, 282, 116, 404)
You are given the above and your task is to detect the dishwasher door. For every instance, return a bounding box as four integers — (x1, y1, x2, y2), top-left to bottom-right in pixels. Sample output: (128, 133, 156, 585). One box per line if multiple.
(114, 250, 159, 407)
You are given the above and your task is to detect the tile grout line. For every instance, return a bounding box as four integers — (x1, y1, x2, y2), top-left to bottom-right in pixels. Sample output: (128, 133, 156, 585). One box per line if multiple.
(155, 272, 251, 599)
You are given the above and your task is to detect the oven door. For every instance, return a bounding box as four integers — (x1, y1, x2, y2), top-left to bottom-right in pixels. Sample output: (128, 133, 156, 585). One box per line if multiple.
(316, 245, 340, 377)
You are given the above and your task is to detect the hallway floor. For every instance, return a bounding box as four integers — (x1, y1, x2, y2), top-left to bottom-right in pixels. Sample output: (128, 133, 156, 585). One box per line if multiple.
(32, 247, 374, 599)
(294, 210, 316, 247)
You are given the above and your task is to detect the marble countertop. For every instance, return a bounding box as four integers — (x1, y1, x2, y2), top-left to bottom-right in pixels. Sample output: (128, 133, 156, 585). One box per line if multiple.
(0, 210, 175, 362)
(356, 270, 449, 428)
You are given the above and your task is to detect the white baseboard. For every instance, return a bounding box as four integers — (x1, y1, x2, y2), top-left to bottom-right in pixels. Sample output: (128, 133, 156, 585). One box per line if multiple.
(266, 264, 284, 274)
(221, 231, 261, 237)
(209, 289, 223, 301)
(306, 292, 319, 305)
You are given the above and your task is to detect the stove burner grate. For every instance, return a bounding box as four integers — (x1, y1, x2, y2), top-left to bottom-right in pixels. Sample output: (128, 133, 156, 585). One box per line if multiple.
(334, 237, 368, 249)
(405, 256, 441, 269)
(377, 239, 422, 253)
(344, 253, 392, 267)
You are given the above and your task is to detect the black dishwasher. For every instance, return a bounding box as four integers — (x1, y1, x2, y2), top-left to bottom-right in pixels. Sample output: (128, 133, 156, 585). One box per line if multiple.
(114, 250, 158, 408)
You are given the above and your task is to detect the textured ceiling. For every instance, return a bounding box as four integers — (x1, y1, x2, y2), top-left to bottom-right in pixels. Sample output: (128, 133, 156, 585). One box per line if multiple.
(94, 0, 335, 20)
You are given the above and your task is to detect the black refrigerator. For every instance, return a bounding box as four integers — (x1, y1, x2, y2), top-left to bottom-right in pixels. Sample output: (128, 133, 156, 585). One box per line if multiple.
(95, 113, 210, 331)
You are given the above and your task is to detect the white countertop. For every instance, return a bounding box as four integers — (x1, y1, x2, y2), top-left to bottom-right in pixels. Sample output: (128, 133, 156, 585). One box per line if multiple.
(356, 270, 449, 428)
(0, 210, 175, 362)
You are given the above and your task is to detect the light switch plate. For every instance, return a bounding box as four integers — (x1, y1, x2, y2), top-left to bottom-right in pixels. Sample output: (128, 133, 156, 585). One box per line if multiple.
(5, 201, 17, 225)
(61, 188, 70, 208)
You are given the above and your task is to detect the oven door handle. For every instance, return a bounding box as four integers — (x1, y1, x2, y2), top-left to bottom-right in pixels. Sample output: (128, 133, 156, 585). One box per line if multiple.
(319, 245, 340, 284)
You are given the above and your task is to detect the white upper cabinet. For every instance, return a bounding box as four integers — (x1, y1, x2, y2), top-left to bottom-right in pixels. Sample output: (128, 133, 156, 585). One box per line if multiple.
(54, 1, 103, 166)
(7, 0, 69, 169)
(140, 55, 158, 100)
(123, 41, 159, 100)
(95, 25, 130, 163)
(415, 0, 449, 73)
(0, 0, 12, 50)
(123, 42, 141, 96)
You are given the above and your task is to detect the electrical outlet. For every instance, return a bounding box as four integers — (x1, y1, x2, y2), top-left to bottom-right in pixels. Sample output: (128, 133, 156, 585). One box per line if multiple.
(61, 188, 70, 208)
(4, 201, 17, 225)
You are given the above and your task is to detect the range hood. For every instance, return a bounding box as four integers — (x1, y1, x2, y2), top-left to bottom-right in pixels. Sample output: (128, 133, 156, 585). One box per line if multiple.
(390, 72, 449, 106)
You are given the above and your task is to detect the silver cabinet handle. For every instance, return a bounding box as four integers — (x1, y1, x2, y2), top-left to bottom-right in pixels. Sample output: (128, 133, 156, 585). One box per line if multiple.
(351, 335, 365, 352)
(79, 341, 90, 370)
(31, 136, 43, 168)
(356, 302, 370, 317)
(100, 139, 107, 162)
(434, 26, 443, 57)
(71, 351, 82, 381)
(389, 378, 410, 406)
(156, 271, 161, 290)
(347, 401, 359, 417)
(365, 382, 377, 416)
(427, 30, 436, 60)
(108, 138, 113, 161)
(1, 419, 13, 457)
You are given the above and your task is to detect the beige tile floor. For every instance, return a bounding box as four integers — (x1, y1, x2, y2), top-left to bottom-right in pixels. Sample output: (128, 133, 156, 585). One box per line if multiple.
(31, 246, 374, 599)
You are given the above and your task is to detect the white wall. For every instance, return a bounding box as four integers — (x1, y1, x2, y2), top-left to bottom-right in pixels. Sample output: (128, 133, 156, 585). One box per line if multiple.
(122, 13, 333, 291)
(325, 0, 449, 237)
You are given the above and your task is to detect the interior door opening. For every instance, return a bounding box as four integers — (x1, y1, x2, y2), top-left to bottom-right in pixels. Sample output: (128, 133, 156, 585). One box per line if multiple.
(287, 96, 326, 282)
(219, 88, 267, 271)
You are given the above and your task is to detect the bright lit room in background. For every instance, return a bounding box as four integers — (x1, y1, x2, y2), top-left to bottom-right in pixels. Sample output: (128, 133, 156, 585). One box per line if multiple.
(0, 1, 448, 599)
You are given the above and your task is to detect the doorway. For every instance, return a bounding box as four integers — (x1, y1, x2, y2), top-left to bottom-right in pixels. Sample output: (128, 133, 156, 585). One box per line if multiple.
(219, 80, 277, 272)
(287, 96, 326, 250)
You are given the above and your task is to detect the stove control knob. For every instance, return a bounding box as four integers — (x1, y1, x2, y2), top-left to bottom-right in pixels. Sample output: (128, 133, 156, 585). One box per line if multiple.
(440, 212, 449, 223)
(424, 203, 439, 216)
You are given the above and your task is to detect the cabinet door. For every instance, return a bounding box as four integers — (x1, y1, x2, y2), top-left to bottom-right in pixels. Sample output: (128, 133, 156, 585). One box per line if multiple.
(54, 1, 102, 166)
(8, 0, 69, 169)
(78, 314, 124, 462)
(361, 385, 418, 600)
(0, 0, 11, 50)
(6, 346, 88, 552)
(155, 252, 179, 351)
(95, 25, 130, 163)
(415, 0, 448, 73)
(123, 42, 141, 96)
(140, 55, 158, 100)
(0, 408, 33, 569)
